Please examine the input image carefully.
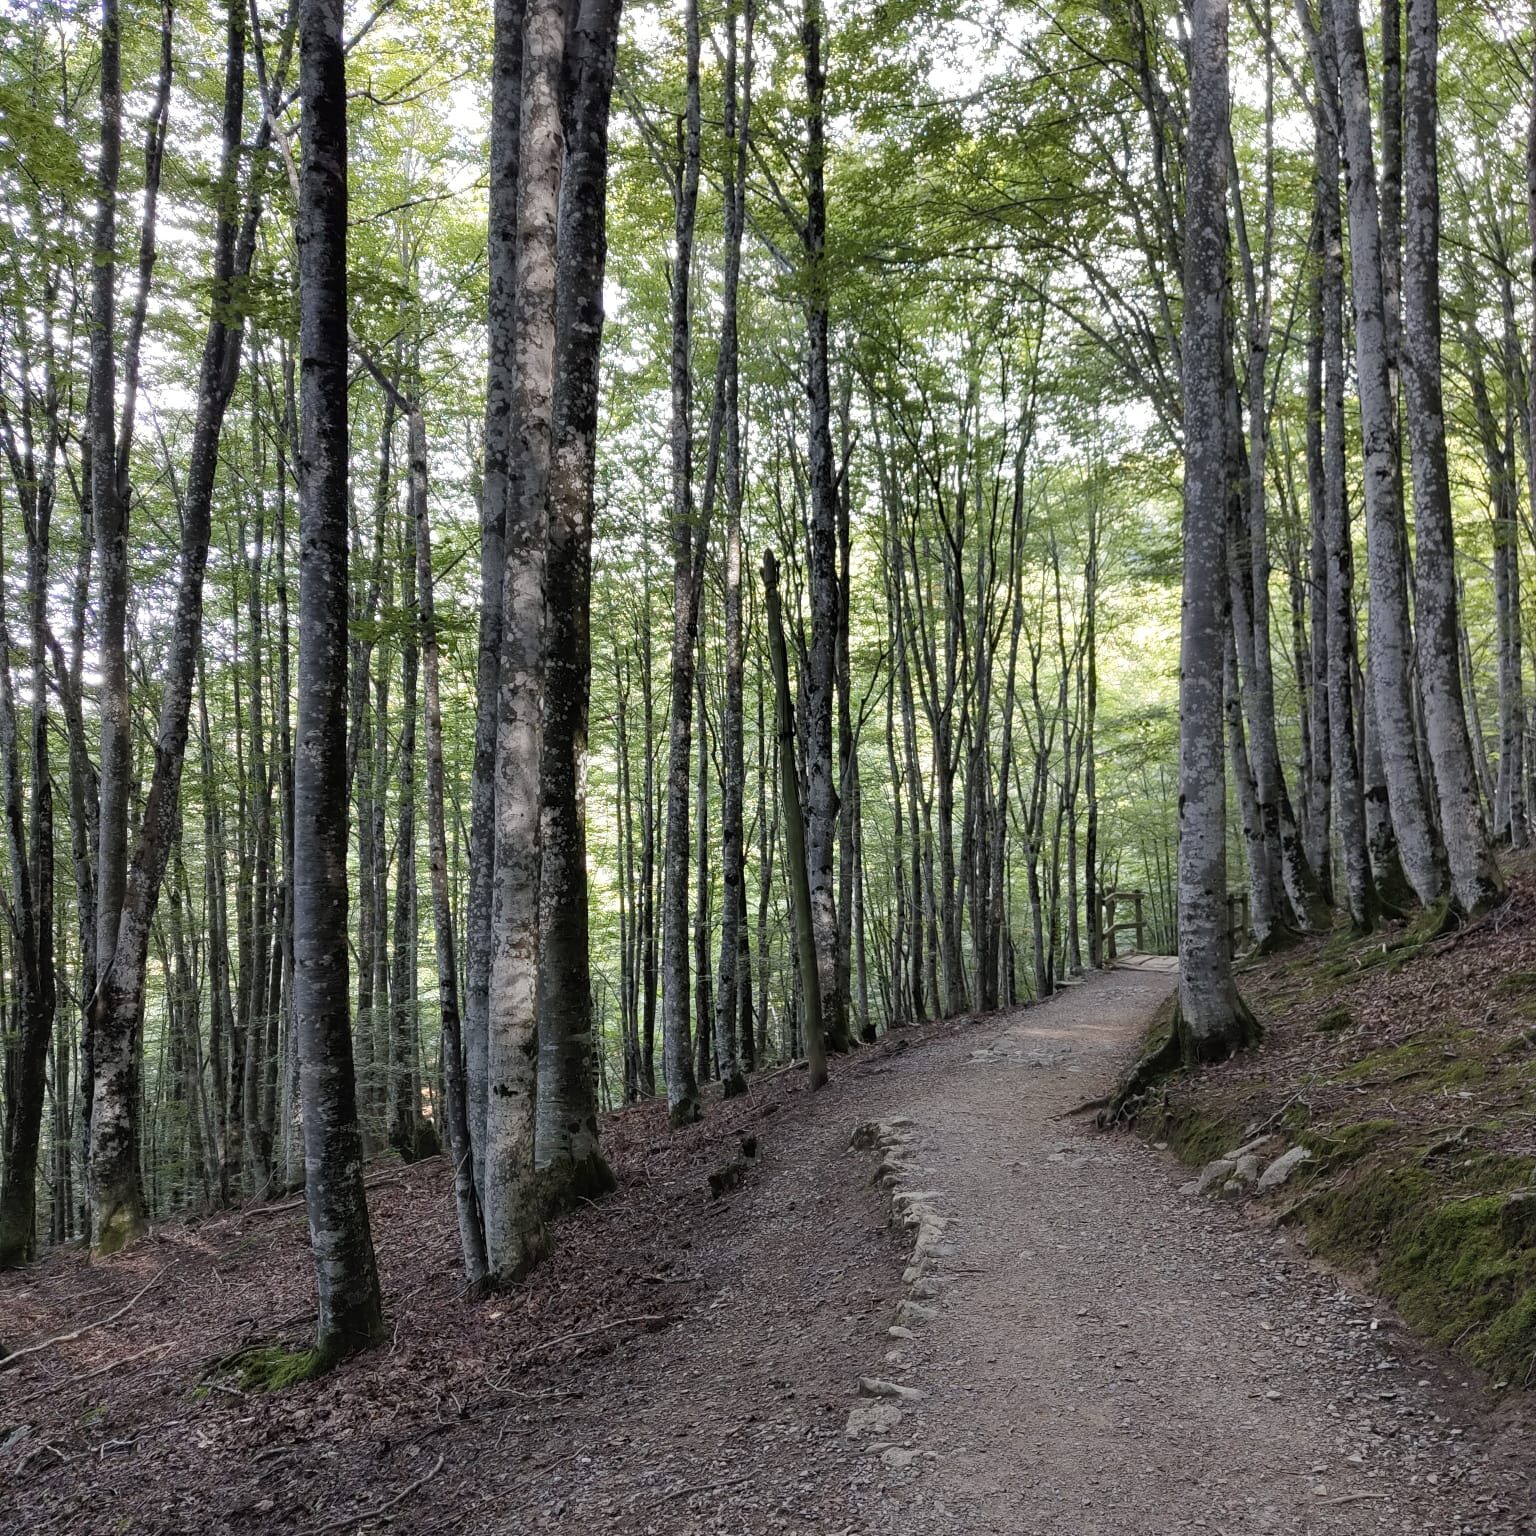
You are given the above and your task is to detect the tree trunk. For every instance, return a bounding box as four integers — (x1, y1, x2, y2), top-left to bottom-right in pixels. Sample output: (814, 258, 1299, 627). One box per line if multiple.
(407, 401, 487, 1283)
(1330, 0, 1448, 909)
(660, 0, 706, 1127)
(293, 0, 384, 1363)
(534, 0, 622, 1201)
(715, 0, 754, 1092)
(800, 0, 848, 1054)
(466, 0, 526, 1202)
(387, 541, 423, 1161)
(483, 0, 566, 1282)
(1398, 0, 1503, 915)
(763, 552, 827, 1089)
(89, 0, 265, 1248)
(1176, 0, 1256, 1056)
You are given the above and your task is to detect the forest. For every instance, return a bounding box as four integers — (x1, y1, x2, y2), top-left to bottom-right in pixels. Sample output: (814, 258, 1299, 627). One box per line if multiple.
(1, 0, 1534, 1403)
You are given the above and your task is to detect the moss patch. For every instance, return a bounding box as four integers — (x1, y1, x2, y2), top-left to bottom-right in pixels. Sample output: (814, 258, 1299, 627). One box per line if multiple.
(1140, 1078, 1273, 1167)
(209, 1344, 326, 1392)
(1300, 1161, 1536, 1380)
(1332, 1029, 1483, 1090)
(1299, 1118, 1398, 1167)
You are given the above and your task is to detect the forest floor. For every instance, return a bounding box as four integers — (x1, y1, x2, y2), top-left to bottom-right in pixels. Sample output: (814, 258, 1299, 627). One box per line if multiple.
(5, 958, 1536, 1535)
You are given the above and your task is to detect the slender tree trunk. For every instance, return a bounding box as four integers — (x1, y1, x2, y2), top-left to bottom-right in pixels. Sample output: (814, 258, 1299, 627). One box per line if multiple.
(715, 0, 753, 1092)
(1302, 225, 1333, 891)
(1399, 0, 1503, 914)
(1468, 334, 1527, 847)
(0, 508, 55, 1267)
(694, 659, 713, 1086)
(1330, 0, 1448, 909)
(467, 0, 525, 1202)
(763, 552, 827, 1089)
(660, 0, 706, 1127)
(404, 400, 486, 1281)
(293, 0, 383, 1362)
(800, 0, 848, 1054)
(89, 0, 265, 1247)
(387, 542, 423, 1161)
(1316, 99, 1380, 929)
(639, 587, 658, 1098)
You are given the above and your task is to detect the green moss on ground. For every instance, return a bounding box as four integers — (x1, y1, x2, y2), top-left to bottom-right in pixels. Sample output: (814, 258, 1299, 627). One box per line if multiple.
(208, 1343, 326, 1392)
(1298, 1118, 1398, 1166)
(1332, 1029, 1484, 1090)
(1139, 1077, 1274, 1167)
(1300, 1158, 1536, 1380)
(1122, 929, 1536, 1384)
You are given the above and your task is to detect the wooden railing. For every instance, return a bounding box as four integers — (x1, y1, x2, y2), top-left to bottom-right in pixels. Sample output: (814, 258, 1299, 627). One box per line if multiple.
(1097, 888, 1250, 960)
(1098, 889, 1145, 958)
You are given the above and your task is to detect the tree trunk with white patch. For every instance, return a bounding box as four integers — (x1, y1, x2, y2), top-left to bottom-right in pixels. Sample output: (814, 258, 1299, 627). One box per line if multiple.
(483, 0, 566, 1282)
(1398, 0, 1503, 915)
(1330, 0, 1448, 910)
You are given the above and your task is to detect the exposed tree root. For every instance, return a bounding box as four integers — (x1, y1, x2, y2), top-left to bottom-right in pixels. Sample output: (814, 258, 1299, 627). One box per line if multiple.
(0, 1264, 171, 1372)
(314, 1452, 445, 1532)
(1097, 993, 1260, 1128)
(1244, 924, 1302, 960)
(538, 1149, 618, 1219)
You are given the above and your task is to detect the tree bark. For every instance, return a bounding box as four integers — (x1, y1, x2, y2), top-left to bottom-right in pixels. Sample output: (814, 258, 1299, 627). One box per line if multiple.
(763, 551, 827, 1089)
(1330, 0, 1448, 909)
(483, 0, 566, 1282)
(404, 402, 488, 1281)
(467, 0, 525, 1203)
(534, 0, 622, 1201)
(660, 0, 706, 1127)
(1398, 0, 1503, 914)
(715, 0, 753, 1095)
(293, 0, 384, 1362)
(800, 0, 849, 1054)
(1177, 0, 1256, 1056)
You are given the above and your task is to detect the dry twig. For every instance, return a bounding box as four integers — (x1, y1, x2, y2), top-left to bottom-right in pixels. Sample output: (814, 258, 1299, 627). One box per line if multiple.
(313, 1452, 446, 1533)
(0, 1267, 171, 1372)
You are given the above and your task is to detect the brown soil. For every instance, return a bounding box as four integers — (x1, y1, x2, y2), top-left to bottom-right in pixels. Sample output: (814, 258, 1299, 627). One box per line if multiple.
(3, 964, 1533, 1534)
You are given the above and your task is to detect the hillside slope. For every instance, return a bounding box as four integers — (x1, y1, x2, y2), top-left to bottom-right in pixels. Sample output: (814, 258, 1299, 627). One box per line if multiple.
(1131, 861, 1536, 1389)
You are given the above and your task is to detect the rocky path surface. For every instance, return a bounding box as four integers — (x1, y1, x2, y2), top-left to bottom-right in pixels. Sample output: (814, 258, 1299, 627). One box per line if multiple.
(509, 964, 1535, 1536)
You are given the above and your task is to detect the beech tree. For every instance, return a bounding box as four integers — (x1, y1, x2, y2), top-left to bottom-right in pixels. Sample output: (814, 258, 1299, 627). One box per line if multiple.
(1173, 0, 1255, 1058)
(292, 0, 383, 1362)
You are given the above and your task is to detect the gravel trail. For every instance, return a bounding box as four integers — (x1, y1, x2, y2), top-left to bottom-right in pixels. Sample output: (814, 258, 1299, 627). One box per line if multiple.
(527, 963, 1535, 1536)
(848, 963, 1533, 1536)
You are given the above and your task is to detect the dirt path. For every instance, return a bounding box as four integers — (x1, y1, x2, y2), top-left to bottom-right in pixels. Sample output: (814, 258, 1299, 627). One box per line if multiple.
(840, 965, 1535, 1536)
(9, 970, 1536, 1535)
(509, 964, 1533, 1536)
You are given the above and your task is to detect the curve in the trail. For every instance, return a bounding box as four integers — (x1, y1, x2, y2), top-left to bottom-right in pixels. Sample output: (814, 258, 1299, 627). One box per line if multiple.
(453, 964, 1531, 1535)
(847, 963, 1531, 1536)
